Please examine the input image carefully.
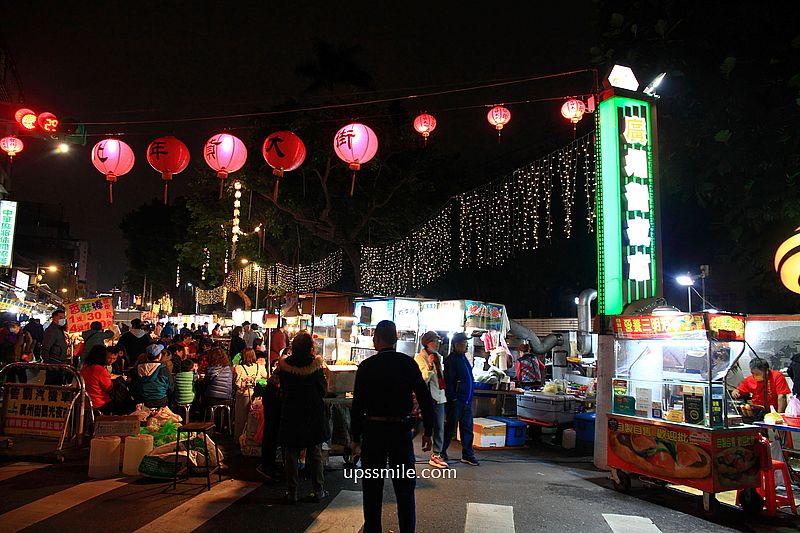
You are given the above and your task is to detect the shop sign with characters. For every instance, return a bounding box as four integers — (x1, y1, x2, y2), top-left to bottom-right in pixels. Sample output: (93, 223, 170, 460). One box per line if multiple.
(3, 384, 74, 438)
(608, 416, 760, 492)
(65, 297, 114, 333)
(465, 300, 503, 330)
(613, 314, 705, 340)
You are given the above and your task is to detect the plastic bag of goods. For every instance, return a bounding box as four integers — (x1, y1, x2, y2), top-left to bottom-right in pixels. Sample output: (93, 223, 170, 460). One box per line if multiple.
(764, 407, 784, 425)
(783, 396, 800, 426)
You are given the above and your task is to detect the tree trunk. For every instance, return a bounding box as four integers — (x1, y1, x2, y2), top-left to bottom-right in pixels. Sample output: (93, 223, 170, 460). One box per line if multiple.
(343, 244, 361, 291)
(236, 289, 252, 310)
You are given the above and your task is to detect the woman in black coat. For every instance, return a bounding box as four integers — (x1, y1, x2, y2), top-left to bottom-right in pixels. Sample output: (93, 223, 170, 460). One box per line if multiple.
(228, 326, 246, 361)
(278, 331, 329, 503)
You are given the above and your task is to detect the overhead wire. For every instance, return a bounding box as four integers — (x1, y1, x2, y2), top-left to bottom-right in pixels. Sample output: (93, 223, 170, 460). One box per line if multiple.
(65, 68, 597, 126)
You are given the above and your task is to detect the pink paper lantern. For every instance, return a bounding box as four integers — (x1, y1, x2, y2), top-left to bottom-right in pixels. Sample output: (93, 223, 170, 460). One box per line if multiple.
(91, 138, 135, 204)
(333, 123, 378, 196)
(204, 133, 247, 197)
(0, 136, 24, 158)
(413, 113, 437, 144)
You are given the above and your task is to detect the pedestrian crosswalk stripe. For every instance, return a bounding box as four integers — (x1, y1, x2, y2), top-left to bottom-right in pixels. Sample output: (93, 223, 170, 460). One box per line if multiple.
(464, 503, 515, 533)
(0, 477, 128, 532)
(132, 479, 260, 533)
(0, 462, 49, 483)
(603, 513, 662, 533)
(304, 489, 363, 533)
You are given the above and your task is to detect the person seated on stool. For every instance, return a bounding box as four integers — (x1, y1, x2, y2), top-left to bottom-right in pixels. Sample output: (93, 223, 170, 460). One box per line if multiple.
(131, 343, 174, 408)
(204, 348, 233, 408)
(732, 358, 791, 413)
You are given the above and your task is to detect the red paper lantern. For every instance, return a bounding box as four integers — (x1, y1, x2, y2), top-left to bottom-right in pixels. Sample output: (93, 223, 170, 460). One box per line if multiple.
(561, 99, 586, 124)
(147, 136, 190, 204)
(91, 138, 135, 204)
(413, 113, 437, 144)
(36, 111, 59, 133)
(204, 133, 247, 198)
(262, 131, 306, 201)
(14, 108, 37, 131)
(333, 123, 378, 196)
(0, 136, 23, 158)
(487, 106, 511, 137)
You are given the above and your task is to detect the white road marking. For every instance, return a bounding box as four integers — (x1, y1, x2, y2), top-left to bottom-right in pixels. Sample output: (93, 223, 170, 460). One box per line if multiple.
(465, 502, 515, 533)
(603, 513, 662, 533)
(133, 479, 260, 533)
(0, 477, 128, 531)
(0, 462, 49, 483)
(304, 489, 363, 533)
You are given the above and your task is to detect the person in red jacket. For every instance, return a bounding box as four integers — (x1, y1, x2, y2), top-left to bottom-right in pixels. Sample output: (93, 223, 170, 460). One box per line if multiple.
(81, 345, 119, 414)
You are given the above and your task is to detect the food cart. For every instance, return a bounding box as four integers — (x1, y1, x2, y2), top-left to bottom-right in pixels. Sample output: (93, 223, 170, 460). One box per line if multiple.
(607, 312, 767, 513)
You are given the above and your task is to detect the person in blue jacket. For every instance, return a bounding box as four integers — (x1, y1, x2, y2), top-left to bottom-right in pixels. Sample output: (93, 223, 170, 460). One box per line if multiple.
(441, 332, 479, 466)
(131, 343, 173, 408)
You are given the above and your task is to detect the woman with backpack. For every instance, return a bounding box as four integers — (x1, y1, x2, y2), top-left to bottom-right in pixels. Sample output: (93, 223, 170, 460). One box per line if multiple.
(233, 347, 267, 438)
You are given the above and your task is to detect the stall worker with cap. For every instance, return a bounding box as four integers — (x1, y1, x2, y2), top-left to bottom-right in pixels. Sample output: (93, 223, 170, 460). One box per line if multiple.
(414, 331, 448, 468)
(732, 358, 791, 413)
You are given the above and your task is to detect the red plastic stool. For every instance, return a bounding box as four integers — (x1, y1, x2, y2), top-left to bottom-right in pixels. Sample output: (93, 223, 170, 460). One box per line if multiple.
(761, 460, 797, 516)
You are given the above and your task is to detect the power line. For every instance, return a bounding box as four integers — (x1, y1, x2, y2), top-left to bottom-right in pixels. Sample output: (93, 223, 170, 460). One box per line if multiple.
(67, 68, 596, 126)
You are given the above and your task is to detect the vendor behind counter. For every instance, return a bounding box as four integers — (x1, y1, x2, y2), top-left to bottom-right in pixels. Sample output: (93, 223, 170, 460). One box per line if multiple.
(732, 358, 791, 413)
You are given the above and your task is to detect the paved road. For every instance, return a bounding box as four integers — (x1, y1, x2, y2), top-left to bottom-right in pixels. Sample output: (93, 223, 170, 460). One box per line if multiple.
(1, 439, 798, 533)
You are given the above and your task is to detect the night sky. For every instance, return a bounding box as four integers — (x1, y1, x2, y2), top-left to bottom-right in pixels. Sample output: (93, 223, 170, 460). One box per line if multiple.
(3, 2, 596, 297)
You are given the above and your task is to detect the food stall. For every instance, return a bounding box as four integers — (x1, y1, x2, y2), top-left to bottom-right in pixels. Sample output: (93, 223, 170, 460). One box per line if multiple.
(353, 297, 431, 358)
(607, 311, 767, 513)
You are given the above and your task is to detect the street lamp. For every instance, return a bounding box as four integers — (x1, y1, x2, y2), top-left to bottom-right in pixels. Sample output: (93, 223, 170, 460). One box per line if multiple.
(240, 258, 249, 264)
(60, 288, 68, 294)
(676, 274, 694, 312)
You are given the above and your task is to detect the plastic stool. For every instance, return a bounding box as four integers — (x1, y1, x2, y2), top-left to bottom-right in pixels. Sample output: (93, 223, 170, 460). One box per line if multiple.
(172, 421, 221, 491)
(763, 460, 797, 516)
(175, 403, 192, 424)
(207, 402, 232, 436)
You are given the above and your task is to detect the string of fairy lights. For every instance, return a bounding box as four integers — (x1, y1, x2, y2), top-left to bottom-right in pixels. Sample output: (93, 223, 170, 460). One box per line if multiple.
(195, 249, 343, 305)
(360, 132, 595, 295)
(360, 204, 453, 295)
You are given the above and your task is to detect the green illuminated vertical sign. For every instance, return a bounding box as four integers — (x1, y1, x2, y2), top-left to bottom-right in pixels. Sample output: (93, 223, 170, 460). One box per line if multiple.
(0, 200, 18, 268)
(597, 95, 659, 315)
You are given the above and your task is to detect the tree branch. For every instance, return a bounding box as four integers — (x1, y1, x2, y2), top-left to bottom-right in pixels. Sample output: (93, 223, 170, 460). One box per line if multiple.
(349, 172, 412, 241)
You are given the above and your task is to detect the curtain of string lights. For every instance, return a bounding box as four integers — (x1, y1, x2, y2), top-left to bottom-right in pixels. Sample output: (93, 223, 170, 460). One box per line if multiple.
(196, 249, 344, 305)
(360, 133, 595, 295)
(360, 204, 453, 295)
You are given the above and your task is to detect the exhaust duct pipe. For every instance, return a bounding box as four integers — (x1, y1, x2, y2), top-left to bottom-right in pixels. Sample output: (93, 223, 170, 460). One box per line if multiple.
(577, 288, 597, 356)
(509, 319, 563, 354)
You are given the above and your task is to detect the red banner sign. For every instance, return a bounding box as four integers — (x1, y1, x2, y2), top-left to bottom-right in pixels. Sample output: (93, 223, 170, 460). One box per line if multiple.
(613, 314, 705, 339)
(65, 297, 114, 334)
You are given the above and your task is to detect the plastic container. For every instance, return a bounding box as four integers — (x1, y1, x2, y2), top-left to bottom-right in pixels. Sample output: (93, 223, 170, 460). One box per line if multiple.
(487, 416, 527, 447)
(562, 428, 576, 449)
(517, 392, 577, 423)
(573, 411, 596, 442)
(89, 436, 121, 478)
(122, 434, 154, 475)
(782, 415, 800, 427)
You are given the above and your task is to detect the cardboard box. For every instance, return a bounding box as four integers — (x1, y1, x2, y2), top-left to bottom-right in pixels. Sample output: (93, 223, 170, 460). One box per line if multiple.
(459, 417, 507, 448)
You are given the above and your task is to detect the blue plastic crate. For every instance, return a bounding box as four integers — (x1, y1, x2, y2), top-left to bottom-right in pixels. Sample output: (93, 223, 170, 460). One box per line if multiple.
(487, 416, 527, 447)
(573, 411, 596, 443)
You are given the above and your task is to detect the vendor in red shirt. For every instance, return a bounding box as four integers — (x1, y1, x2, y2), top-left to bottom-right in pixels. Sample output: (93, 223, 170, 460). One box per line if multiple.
(732, 358, 791, 413)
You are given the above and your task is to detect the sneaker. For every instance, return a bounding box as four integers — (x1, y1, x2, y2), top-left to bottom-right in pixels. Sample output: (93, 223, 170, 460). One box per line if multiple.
(428, 454, 448, 469)
(460, 456, 480, 466)
(312, 489, 330, 502)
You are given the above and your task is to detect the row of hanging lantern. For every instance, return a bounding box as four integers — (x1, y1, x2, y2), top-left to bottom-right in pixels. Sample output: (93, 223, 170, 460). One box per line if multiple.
(4, 98, 589, 166)
(88, 124, 373, 204)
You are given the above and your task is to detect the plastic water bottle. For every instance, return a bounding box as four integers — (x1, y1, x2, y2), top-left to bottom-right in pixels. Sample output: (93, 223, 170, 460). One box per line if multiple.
(562, 428, 577, 449)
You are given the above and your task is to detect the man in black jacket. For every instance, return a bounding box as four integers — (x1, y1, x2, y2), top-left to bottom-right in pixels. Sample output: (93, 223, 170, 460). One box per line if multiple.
(351, 320, 433, 533)
(118, 318, 152, 363)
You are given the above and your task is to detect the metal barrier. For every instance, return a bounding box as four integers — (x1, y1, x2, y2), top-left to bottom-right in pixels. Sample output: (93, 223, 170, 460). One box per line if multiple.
(0, 362, 91, 460)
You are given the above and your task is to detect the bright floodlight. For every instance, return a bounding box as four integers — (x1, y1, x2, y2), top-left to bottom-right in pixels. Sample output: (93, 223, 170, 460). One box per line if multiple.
(705, 308, 719, 313)
(574, 297, 580, 305)
(644, 73, 666, 96)
(57, 143, 70, 153)
(676, 275, 694, 286)
(607, 65, 639, 91)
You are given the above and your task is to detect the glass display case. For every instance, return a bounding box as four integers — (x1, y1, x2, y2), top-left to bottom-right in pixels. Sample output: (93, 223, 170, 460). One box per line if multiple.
(612, 313, 747, 428)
